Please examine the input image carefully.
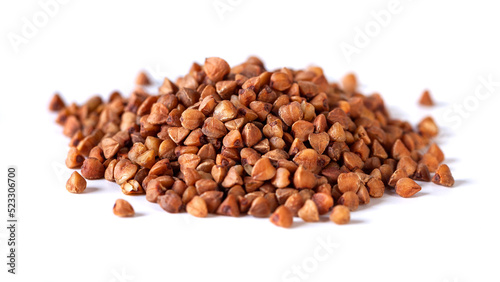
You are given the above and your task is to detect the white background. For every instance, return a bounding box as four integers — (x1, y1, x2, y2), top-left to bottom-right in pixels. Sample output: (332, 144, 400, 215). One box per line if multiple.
(1, 1, 500, 282)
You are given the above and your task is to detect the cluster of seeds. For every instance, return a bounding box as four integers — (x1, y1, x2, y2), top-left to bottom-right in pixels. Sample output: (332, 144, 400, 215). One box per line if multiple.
(50, 57, 455, 227)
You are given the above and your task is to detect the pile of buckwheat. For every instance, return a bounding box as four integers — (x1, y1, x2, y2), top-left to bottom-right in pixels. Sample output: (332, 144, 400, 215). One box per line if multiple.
(50, 57, 454, 227)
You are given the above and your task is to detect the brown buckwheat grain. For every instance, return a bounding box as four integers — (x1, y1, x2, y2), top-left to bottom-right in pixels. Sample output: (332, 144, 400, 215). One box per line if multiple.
(53, 56, 455, 227)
